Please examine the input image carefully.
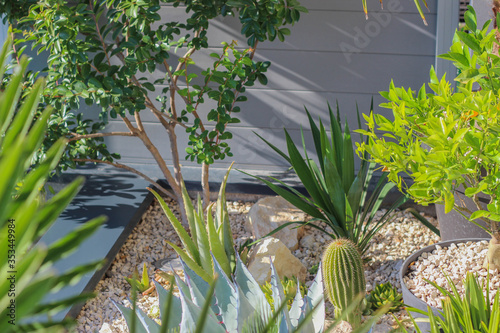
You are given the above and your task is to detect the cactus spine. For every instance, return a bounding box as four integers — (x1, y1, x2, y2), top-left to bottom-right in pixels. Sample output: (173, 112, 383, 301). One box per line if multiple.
(322, 238, 366, 327)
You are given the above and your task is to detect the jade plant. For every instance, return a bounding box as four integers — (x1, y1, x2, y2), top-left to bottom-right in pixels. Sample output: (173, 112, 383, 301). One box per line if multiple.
(322, 238, 366, 328)
(358, 7, 500, 269)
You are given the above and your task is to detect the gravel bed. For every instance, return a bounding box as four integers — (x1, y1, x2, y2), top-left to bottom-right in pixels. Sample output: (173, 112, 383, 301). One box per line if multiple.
(404, 240, 500, 309)
(76, 197, 440, 333)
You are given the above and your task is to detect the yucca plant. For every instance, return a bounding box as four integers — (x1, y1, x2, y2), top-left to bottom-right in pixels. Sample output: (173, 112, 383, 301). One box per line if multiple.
(149, 164, 236, 283)
(114, 255, 388, 333)
(0, 37, 105, 332)
(396, 272, 500, 333)
(246, 103, 407, 256)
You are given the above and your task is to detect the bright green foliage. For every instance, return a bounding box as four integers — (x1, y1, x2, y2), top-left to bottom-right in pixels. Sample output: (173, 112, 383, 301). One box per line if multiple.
(114, 255, 326, 333)
(246, 104, 406, 256)
(0, 38, 105, 332)
(364, 282, 403, 315)
(322, 239, 366, 328)
(397, 272, 500, 333)
(357, 7, 500, 236)
(149, 165, 236, 282)
(261, 276, 307, 312)
(125, 262, 151, 293)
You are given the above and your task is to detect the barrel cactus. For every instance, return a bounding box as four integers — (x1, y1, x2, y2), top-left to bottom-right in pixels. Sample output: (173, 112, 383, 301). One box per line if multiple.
(114, 255, 325, 332)
(322, 239, 366, 327)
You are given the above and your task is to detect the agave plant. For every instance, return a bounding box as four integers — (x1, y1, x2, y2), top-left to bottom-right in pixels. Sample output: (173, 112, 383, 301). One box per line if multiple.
(245, 103, 408, 256)
(396, 272, 500, 333)
(114, 254, 325, 333)
(149, 164, 236, 283)
(0, 37, 105, 332)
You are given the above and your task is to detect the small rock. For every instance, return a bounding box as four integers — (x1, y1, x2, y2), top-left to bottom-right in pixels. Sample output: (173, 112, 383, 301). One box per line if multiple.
(248, 237, 308, 284)
(329, 320, 352, 333)
(300, 234, 316, 248)
(99, 323, 113, 333)
(246, 196, 305, 251)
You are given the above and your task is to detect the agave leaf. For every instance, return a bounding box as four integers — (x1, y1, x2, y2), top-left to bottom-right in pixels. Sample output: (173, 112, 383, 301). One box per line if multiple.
(305, 265, 325, 332)
(288, 278, 305, 328)
(207, 204, 231, 278)
(172, 268, 192, 300)
(184, 269, 217, 320)
(153, 281, 182, 330)
(234, 252, 271, 317)
(151, 189, 200, 265)
(193, 278, 225, 333)
(270, 259, 292, 332)
(181, 181, 198, 245)
(165, 241, 211, 282)
(212, 253, 239, 332)
(193, 202, 213, 274)
(180, 255, 211, 296)
(295, 297, 315, 333)
(113, 300, 150, 333)
(217, 163, 236, 274)
(236, 282, 258, 332)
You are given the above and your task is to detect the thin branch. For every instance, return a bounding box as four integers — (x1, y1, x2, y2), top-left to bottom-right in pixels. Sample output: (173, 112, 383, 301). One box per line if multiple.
(134, 111, 145, 132)
(90, 2, 112, 66)
(73, 158, 175, 200)
(68, 131, 135, 142)
(249, 40, 258, 60)
(121, 115, 139, 134)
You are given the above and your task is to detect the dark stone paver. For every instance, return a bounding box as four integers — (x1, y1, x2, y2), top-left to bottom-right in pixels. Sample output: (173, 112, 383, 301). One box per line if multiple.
(38, 167, 152, 320)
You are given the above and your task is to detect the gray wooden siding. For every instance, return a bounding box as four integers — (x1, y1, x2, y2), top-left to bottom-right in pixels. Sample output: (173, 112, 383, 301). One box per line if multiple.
(104, 0, 441, 174)
(28, 1, 453, 177)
